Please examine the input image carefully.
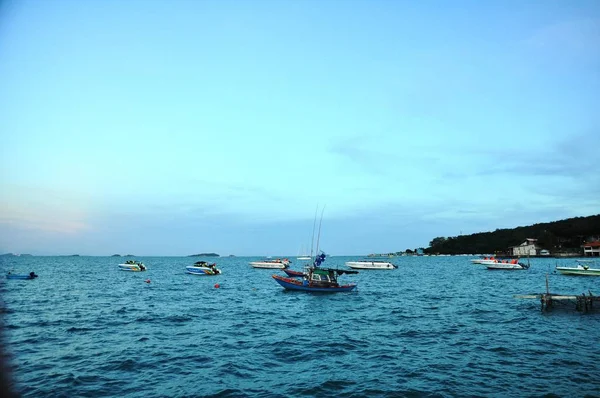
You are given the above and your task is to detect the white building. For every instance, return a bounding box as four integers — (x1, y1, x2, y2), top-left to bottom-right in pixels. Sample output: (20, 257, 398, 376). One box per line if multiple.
(510, 238, 540, 256)
(583, 241, 600, 257)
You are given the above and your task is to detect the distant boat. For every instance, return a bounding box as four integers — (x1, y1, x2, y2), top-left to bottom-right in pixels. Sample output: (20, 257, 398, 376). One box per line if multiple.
(118, 260, 147, 272)
(6, 271, 38, 280)
(186, 261, 221, 276)
(556, 260, 600, 276)
(345, 260, 397, 270)
(297, 244, 311, 260)
(249, 258, 290, 269)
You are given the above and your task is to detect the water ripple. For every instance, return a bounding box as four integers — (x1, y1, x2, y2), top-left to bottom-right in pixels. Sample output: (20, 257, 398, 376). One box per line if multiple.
(2, 255, 600, 397)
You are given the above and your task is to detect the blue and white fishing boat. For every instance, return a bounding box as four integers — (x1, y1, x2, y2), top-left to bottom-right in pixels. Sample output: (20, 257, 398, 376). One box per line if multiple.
(272, 252, 358, 292)
(186, 261, 221, 276)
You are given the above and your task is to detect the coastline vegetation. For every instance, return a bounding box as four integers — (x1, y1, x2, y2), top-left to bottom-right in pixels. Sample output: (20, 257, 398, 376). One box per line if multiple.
(424, 214, 600, 255)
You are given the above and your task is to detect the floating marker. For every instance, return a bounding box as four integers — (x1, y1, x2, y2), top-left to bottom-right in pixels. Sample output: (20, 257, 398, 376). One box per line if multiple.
(214, 283, 220, 288)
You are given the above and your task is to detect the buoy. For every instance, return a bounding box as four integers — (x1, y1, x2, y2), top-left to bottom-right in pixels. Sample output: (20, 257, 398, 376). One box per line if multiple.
(214, 283, 220, 288)
(145, 279, 151, 283)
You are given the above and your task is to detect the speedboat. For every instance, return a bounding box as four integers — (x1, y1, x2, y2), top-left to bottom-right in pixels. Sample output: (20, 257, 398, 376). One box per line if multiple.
(297, 256, 311, 260)
(118, 260, 147, 272)
(249, 258, 290, 269)
(345, 260, 397, 270)
(471, 256, 497, 264)
(6, 271, 38, 280)
(556, 261, 600, 276)
(486, 259, 529, 270)
(186, 261, 221, 276)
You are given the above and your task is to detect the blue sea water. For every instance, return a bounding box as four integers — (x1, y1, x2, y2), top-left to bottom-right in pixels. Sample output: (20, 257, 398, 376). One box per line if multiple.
(1, 255, 599, 397)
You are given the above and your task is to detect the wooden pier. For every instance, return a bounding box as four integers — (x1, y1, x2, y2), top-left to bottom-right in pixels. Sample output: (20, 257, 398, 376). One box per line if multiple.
(515, 276, 599, 312)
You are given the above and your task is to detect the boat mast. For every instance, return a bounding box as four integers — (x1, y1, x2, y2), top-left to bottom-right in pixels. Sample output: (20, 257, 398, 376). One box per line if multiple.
(310, 204, 318, 259)
(315, 205, 325, 255)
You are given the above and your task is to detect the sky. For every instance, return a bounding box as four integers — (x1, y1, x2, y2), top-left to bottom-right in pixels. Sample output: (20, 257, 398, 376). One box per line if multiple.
(0, 0, 599, 256)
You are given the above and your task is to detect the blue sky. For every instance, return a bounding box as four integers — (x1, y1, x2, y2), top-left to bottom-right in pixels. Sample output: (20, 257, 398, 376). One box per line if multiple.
(1, 0, 599, 256)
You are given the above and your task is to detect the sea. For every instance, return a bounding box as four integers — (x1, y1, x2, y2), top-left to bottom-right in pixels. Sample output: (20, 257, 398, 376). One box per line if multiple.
(1, 255, 599, 398)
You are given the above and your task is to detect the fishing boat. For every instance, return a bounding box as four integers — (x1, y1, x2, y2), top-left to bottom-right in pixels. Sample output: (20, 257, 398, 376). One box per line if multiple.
(556, 261, 600, 276)
(6, 271, 38, 280)
(186, 261, 221, 276)
(272, 253, 358, 292)
(486, 258, 529, 270)
(249, 258, 290, 269)
(345, 260, 397, 270)
(118, 260, 147, 272)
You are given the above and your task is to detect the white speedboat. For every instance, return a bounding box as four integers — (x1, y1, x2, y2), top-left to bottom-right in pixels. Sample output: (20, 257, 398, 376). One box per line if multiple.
(118, 260, 147, 272)
(345, 260, 397, 270)
(249, 258, 290, 269)
(486, 259, 529, 270)
(297, 256, 311, 261)
(471, 257, 497, 264)
(186, 261, 221, 276)
(556, 261, 600, 276)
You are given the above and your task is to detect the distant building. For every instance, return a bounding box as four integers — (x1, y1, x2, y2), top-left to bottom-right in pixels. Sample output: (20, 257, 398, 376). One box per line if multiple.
(510, 238, 540, 256)
(582, 241, 600, 257)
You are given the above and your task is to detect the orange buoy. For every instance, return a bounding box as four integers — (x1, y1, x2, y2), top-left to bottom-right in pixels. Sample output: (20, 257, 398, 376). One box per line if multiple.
(214, 283, 220, 288)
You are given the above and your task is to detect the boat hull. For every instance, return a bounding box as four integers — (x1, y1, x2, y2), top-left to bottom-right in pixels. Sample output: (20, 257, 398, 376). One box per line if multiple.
(283, 269, 304, 277)
(556, 266, 600, 276)
(272, 274, 357, 292)
(486, 264, 528, 270)
(345, 261, 396, 270)
(118, 264, 145, 272)
(250, 262, 288, 269)
(186, 266, 221, 275)
(6, 275, 36, 280)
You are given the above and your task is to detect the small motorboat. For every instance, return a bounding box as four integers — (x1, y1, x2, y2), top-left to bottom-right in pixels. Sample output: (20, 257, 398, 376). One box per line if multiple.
(186, 261, 221, 276)
(345, 260, 397, 270)
(486, 259, 529, 270)
(118, 260, 147, 272)
(6, 271, 38, 280)
(249, 258, 290, 269)
(556, 261, 600, 276)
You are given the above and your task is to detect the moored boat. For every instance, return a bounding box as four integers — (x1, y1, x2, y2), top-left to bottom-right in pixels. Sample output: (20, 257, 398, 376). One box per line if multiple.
(186, 261, 221, 276)
(118, 260, 147, 272)
(272, 253, 358, 292)
(6, 271, 38, 280)
(345, 260, 397, 270)
(249, 258, 290, 269)
(556, 261, 600, 276)
(486, 258, 529, 270)
(283, 268, 305, 277)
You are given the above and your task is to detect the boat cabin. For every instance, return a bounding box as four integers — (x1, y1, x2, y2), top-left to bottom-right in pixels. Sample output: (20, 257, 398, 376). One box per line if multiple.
(307, 268, 340, 288)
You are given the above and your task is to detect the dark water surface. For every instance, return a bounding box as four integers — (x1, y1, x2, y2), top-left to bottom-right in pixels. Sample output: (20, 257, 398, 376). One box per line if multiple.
(1, 255, 599, 397)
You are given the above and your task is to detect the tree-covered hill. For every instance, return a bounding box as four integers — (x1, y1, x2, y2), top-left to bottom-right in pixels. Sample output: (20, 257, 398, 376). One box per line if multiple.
(424, 214, 600, 255)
